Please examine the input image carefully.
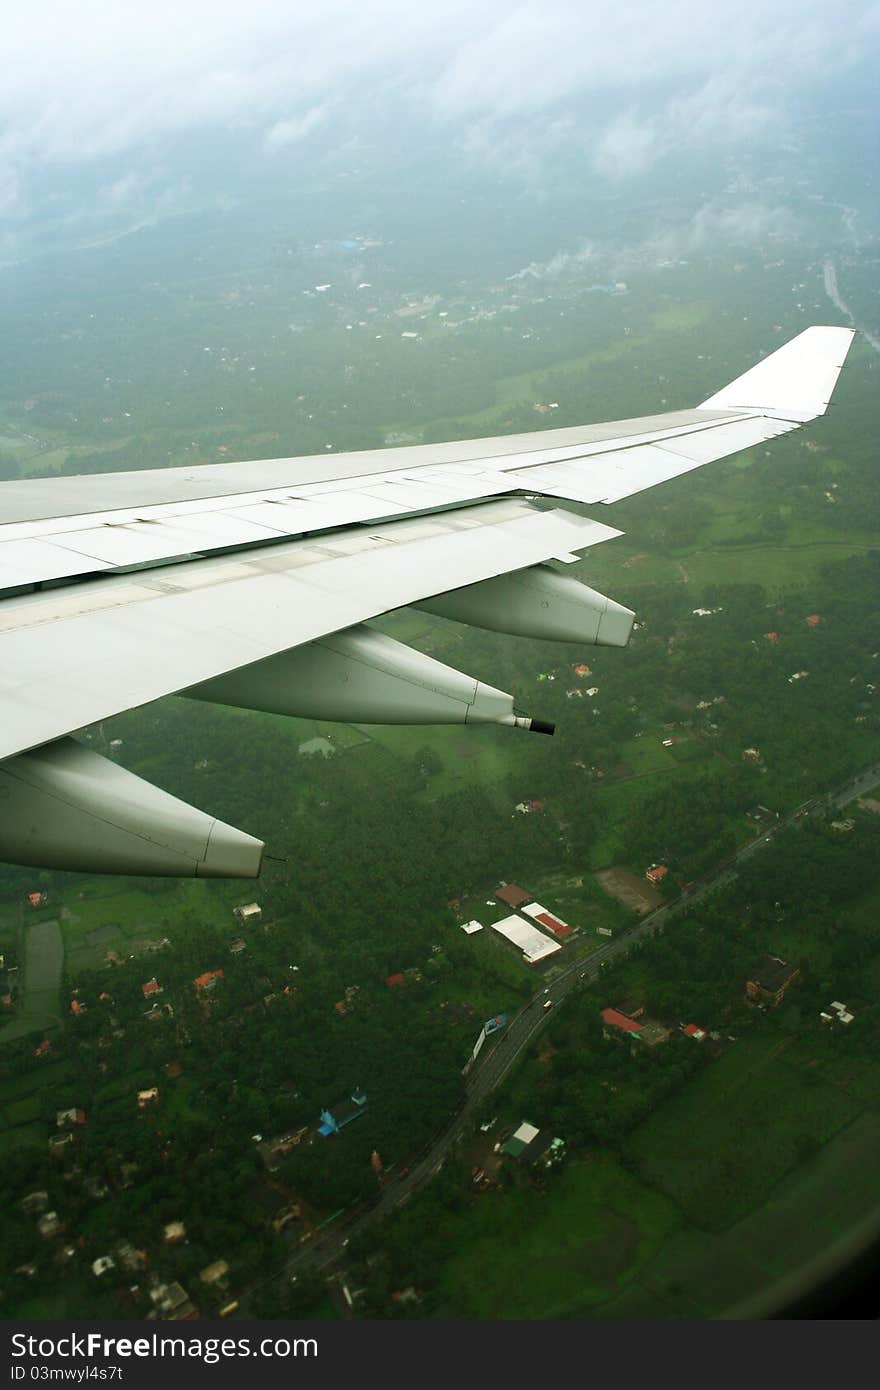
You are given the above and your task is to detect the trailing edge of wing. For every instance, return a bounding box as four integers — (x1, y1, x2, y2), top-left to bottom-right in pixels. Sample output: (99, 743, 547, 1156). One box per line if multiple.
(0, 500, 619, 763)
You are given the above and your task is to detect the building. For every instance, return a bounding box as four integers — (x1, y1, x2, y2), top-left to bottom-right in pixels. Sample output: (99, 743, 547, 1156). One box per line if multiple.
(501, 1121, 540, 1158)
(56, 1108, 86, 1128)
(601, 1008, 669, 1047)
(501, 1121, 565, 1169)
(601, 1007, 643, 1038)
(682, 1023, 707, 1041)
(490, 914, 561, 965)
(821, 1001, 854, 1025)
(615, 999, 645, 1020)
(318, 1089, 368, 1137)
(141, 977, 162, 999)
(522, 902, 574, 939)
(645, 865, 668, 886)
(137, 1088, 159, 1108)
(194, 969, 224, 992)
(147, 1281, 197, 1320)
(234, 903, 262, 925)
(494, 883, 531, 910)
(21, 1191, 49, 1216)
(460, 920, 483, 934)
(37, 1211, 62, 1237)
(746, 956, 800, 1007)
(259, 1127, 310, 1170)
(164, 1222, 186, 1243)
(385, 972, 405, 989)
(199, 1260, 230, 1288)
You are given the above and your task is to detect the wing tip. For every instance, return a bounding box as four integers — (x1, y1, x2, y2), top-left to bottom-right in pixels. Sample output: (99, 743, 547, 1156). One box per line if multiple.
(698, 324, 856, 423)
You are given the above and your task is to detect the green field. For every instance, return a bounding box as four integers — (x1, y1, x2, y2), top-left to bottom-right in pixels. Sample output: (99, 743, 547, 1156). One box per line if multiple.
(624, 1030, 861, 1232)
(0, 1062, 73, 1153)
(0, 919, 64, 1042)
(432, 1154, 679, 1317)
(598, 1110, 880, 1318)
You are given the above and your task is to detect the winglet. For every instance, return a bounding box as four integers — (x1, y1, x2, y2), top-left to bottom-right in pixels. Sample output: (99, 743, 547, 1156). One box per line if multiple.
(698, 325, 856, 423)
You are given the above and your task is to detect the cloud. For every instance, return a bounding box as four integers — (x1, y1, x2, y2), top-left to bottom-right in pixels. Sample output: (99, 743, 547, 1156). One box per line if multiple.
(0, 0, 876, 255)
(264, 106, 326, 151)
(593, 111, 656, 180)
(506, 198, 801, 283)
(506, 242, 599, 281)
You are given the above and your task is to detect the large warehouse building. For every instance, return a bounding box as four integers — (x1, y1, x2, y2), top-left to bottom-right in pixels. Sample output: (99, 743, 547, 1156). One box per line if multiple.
(490, 914, 561, 965)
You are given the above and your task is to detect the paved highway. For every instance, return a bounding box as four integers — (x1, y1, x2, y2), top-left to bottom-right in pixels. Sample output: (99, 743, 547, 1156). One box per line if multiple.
(241, 758, 880, 1304)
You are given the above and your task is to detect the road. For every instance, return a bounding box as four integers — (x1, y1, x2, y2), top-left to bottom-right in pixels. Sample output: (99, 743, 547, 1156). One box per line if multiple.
(241, 758, 880, 1305)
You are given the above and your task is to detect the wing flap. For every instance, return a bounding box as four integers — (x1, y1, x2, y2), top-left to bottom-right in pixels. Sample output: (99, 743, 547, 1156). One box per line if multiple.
(0, 500, 619, 762)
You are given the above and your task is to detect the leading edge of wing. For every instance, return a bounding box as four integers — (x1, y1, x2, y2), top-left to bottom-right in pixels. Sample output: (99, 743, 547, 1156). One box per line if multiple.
(0, 327, 854, 588)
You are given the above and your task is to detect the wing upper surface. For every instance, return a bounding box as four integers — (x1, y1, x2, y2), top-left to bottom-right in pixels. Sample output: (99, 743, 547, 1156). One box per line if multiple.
(0, 327, 855, 591)
(0, 500, 618, 761)
(0, 324, 855, 763)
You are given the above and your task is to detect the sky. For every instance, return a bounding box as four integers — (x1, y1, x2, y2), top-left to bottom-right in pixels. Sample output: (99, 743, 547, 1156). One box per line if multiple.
(1, 0, 878, 261)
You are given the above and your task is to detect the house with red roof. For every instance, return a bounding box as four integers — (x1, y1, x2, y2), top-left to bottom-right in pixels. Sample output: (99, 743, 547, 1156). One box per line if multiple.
(602, 1007, 670, 1047)
(495, 883, 531, 909)
(682, 1023, 707, 1041)
(385, 972, 405, 989)
(141, 978, 162, 999)
(194, 970, 224, 992)
(645, 865, 668, 886)
(601, 1007, 643, 1037)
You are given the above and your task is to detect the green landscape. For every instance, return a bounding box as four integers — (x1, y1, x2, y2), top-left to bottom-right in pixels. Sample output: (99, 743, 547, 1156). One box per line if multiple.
(1, 121, 879, 1322)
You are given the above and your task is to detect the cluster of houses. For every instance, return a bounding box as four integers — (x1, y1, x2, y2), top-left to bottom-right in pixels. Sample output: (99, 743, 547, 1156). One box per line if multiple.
(22, 1154, 302, 1317)
(457, 883, 578, 966)
(820, 1000, 855, 1026)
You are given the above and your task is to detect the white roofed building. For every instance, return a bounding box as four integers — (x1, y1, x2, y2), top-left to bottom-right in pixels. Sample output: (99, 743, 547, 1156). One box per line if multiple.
(234, 903, 261, 924)
(490, 914, 560, 964)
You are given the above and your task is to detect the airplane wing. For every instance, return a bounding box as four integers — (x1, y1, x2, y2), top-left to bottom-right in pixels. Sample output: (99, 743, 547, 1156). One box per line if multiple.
(0, 325, 855, 877)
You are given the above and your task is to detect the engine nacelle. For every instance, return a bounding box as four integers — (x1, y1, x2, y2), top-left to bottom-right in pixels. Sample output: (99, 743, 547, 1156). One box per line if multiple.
(0, 738, 263, 877)
(184, 623, 552, 732)
(415, 563, 634, 647)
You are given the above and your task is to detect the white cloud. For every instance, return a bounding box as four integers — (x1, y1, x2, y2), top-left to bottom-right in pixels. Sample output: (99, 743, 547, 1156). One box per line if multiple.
(506, 198, 801, 283)
(264, 106, 325, 151)
(0, 0, 876, 240)
(593, 111, 656, 180)
(507, 242, 599, 280)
